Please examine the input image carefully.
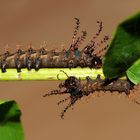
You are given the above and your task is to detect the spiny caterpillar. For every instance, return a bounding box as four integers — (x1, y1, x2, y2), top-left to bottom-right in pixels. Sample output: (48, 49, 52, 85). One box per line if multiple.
(43, 70, 139, 119)
(0, 18, 109, 73)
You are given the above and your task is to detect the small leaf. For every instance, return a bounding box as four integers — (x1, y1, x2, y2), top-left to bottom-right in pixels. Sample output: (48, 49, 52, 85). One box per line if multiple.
(127, 58, 140, 84)
(0, 101, 6, 105)
(103, 12, 140, 79)
(0, 100, 24, 140)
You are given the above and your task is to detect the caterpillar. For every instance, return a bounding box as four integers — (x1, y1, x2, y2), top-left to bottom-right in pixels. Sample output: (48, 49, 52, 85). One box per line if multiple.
(43, 70, 138, 119)
(0, 18, 109, 73)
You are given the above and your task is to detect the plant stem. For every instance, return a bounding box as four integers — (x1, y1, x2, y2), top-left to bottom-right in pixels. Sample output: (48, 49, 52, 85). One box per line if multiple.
(0, 68, 104, 81)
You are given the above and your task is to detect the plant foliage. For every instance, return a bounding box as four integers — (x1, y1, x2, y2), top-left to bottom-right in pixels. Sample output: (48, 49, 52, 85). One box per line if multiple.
(103, 12, 140, 84)
(0, 100, 24, 140)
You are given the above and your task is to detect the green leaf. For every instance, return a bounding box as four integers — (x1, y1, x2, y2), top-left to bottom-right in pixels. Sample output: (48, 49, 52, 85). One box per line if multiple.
(127, 58, 140, 84)
(103, 12, 140, 79)
(0, 100, 24, 140)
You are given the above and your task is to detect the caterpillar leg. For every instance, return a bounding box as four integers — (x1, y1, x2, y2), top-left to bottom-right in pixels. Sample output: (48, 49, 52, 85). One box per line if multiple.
(1, 62, 7, 73)
(16, 64, 22, 73)
(34, 61, 41, 71)
(57, 96, 70, 105)
(27, 61, 32, 71)
(34, 56, 41, 71)
(15, 59, 22, 73)
(60, 96, 77, 119)
(43, 90, 69, 97)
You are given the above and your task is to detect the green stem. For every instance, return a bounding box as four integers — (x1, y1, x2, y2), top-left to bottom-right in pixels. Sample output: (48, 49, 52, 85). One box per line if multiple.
(0, 68, 104, 81)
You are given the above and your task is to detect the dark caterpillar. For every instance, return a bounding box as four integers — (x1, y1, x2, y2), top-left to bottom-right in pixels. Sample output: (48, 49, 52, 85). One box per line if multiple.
(43, 70, 138, 119)
(0, 19, 109, 73)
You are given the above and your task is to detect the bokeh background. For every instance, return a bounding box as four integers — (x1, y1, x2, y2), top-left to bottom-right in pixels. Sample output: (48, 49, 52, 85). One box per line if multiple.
(0, 0, 140, 140)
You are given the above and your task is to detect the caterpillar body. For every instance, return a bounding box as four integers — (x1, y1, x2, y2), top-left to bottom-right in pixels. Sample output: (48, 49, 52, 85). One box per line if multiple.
(43, 70, 137, 119)
(0, 18, 109, 73)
